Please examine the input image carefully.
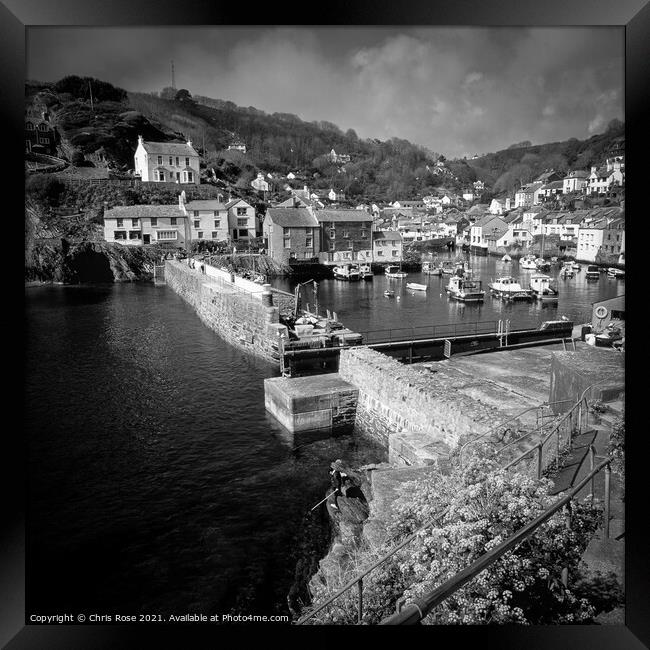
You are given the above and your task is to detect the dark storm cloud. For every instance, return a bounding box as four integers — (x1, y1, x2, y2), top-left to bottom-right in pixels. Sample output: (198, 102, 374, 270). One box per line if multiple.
(27, 26, 623, 158)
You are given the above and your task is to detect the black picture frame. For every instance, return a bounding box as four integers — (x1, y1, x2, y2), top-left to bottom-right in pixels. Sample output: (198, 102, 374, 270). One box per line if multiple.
(5, 1, 646, 647)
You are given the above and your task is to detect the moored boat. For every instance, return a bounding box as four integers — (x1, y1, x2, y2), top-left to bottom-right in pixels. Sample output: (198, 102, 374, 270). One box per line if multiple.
(501, 254, 512, 262)
(333, 263, 361, 281)
(607, 267, 625, 279)
(529, 274, 559, 301)
(585, 264, 600, 280)
(445, 275, 485, 302)
(358, 263, 374, 280)
(385, 264, 408, 278)
(520, 254, 537, 270)
(440, 260, 456, 275)
(535, 258, 551, 272)
(422, 260, 443, 275)
(571, 262, 581, 271)
(406, 282, 428, 291)
(488, 276, 533, 301)
(559, 262, 575, 278)
(383, 289, 395, 297)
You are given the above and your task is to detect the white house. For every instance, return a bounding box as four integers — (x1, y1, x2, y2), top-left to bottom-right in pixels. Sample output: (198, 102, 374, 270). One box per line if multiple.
(134, 135, 200, 184)
(226, 198, 257, 241)
(251, 173, 270, 192)
(587, 158, 625, 196)
(179, 197, 231, 242)
(103, 204, 187, 246)
(462, 190, 475, 202)
(469, 215, 508, 251)
(372, 230, 403, 261)
(489, 198, 512, 215)
(514, 182, 544, 208)
(577, 219, 608, 262)
(562, 170, 589, 194)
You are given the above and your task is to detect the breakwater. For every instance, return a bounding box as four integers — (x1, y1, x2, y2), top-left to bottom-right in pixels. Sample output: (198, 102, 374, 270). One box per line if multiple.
(165, 260, 290, 363)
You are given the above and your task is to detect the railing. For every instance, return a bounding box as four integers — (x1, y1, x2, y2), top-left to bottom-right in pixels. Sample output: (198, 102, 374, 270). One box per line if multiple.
(358, 320, 499, 345)
(380, 455, 614, 625)
(295, 386, 603, 625)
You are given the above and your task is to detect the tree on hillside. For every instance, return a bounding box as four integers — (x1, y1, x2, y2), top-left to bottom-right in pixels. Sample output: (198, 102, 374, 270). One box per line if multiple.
(53, 76, 127, 103)
(175, 89, 196, 104)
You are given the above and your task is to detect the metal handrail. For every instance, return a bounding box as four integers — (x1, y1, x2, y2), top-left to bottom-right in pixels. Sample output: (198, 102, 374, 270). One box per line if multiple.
(295, 506, 451, 625)
(380, 456, 614, 625)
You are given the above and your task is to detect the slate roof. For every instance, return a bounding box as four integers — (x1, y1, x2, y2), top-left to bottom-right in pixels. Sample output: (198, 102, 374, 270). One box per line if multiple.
(541, 181, 564, 190)
(141, 140, 199, 156)
(373, 231, 402, 241)
(103, 205, 183, 220)
(315, 209, 373, 223)
(184, 200, 228, 211)
(565, 170, 589, 179)
(472, 215, 507, 229)
(265, 208, 318, 227)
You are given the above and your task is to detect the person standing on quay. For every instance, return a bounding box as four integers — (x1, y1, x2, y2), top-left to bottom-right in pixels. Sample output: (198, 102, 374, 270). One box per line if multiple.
(329, 460, 347, 510)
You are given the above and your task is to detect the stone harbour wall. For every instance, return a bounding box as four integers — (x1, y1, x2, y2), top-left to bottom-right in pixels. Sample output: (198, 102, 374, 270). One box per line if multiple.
(165, 260, 287, 363)
(338, 347, 509, 466)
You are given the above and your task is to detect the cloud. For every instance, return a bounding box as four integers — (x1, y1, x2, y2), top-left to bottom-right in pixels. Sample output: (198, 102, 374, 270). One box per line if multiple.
(26, 26, 624, 158)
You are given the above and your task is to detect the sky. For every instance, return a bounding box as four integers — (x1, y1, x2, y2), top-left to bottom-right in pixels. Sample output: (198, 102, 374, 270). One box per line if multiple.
(26, 26, 624, 159)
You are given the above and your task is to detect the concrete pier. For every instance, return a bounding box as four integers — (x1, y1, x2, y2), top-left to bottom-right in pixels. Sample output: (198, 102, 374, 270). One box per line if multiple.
(264, 374, 358, 433)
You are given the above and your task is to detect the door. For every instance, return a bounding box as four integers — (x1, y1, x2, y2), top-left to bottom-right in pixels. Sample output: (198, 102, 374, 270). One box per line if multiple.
(143, 234, 151, 244)
(232, 229, 238, 240)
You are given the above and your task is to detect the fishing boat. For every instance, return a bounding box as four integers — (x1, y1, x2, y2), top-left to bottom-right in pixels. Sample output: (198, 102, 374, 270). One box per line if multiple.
(440, 260, 456, 275)
(385, 264, 408, 279)
(422, 260, 442, 276)
(520, 254, 538, 270)
(333, 263, 361, 281)
(501, 254, 512, 262)
(358, 263, 374, 280)
(454, 258, 472, 277)
(406, 282, 428, 291)
(585, 264, 600, 280)
(571, 261, 581, 271)
(488, 276, 533, 301)
(559, 262, 575, 278)
(383, 289, 395, 297)
(529, 274, 559, 302)
(445, 275, 485, 302)
(607, 267, 625, 279)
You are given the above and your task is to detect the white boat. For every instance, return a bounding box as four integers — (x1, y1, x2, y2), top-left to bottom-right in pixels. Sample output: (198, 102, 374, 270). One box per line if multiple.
(440, 260, 456, 275)
(488, 276, 533, 301)
(585, 264, 600, 280)
(333, 263, 361, 281)
(358, 263, 374, 280)
(571, 262, 582, 271)
(406, 282, 428, 291)
(559, 262, 575, 278)
(422, 260, 442, 276)
(529, 274, 559, 301)
(383, 289, 395, 297)
(445, 275, 485, 302)
(520, 255, 537, 270)
(535, 258, 551, 272)
(607, 267, 625, 279)
(501, 254, 512, 262)
(385, 264, 408, 278)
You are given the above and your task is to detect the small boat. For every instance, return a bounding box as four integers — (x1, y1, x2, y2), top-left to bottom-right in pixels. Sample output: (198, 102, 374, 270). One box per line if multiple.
(571, 262, 581, 271)
(520, 254, 537, 270)
(529, 274, 559, 302)
(422, 260, 442, 276)
(383, 289, 395, 297)
(488, 276, 533, 301)
(594, 325, 623, 348)
(535, 258, 551, 272)
(445, 275, 485, 302)
(333, 263, 361, 281)
(559, 263, 574, 279)
(440, 260, 456, 275)
(385, 264, 408, 278)
(501, 254, 512, 262)
(406, 282, 428, 291)
(585, 264, 600, 280)
(358, 263, 374, 280)
(607, 267, 625, 279)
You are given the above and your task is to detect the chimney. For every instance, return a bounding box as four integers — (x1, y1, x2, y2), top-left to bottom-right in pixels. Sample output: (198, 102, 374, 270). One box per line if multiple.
(138, 135, 143, 146)
(187, 138, 192, 148)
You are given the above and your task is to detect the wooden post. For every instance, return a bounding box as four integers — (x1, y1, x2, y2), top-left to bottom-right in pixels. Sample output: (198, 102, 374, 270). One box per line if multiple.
(357, 579, 363, 624)
(589, 446, 596, 506)
(604, 464, 611, 539)
(561, 503, 572, 587)
(537, 444, 543, 479)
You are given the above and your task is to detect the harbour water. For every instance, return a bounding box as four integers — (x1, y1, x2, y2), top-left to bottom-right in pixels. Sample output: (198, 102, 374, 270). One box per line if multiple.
(24, 258, 623, 616)
(272, 252, 624, 334)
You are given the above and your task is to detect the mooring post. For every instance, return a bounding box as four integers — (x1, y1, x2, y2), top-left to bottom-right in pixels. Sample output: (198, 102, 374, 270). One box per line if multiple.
(536, 444, 543, 479)
(357, 579, 363, 624)
(604, 463, 611, 539)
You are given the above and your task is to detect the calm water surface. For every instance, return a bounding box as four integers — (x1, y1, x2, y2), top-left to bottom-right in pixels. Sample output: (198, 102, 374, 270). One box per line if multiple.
(25, 258, 622, 616)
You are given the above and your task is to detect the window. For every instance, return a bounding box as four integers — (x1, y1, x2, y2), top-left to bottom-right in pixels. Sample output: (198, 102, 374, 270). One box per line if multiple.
(114, 231, 126, 240)
(377, 250, 384, 256)
(330, 229, 336, 239)
(170, 217, 177, 226)
(157, 231, 177, 240)
(38, 137, 49, 144)
(214, 220, 220, 228)
(361, 229, 368, 238)
(329, 242, 335, 251)
(197, 232, 203, 239)
(129, 231, 141, 239)
(392, 250, 398, 257)
(194, 211, 200, 217)
(116, 219, 124, 227)
(169, 157, 173, 166)
(176, 157, 179, 166)
(194, 220, 200, 228)
(283, 227, 290, 237)
(150, 217, 157, 226)
(185, 157, 190, 167)
(306, 236, 313, 248)
(238, 229, 248, 238)
(237, 207, 247, 216)
(155, 170, 165, 182)
(213, 211, 219, 217)
(284, 239, 291, 249)
(184, 171, 193, 183)
(176, 172, 180, 181)
(132, 218, 139, 226)
(26, 122, 34, 130)
(212, 232, 219, 239)
(343, 230, 350, 238)
(38, 123, 48, 131)
(237, 218, 248, 227)
(157, 156, 163, 165)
